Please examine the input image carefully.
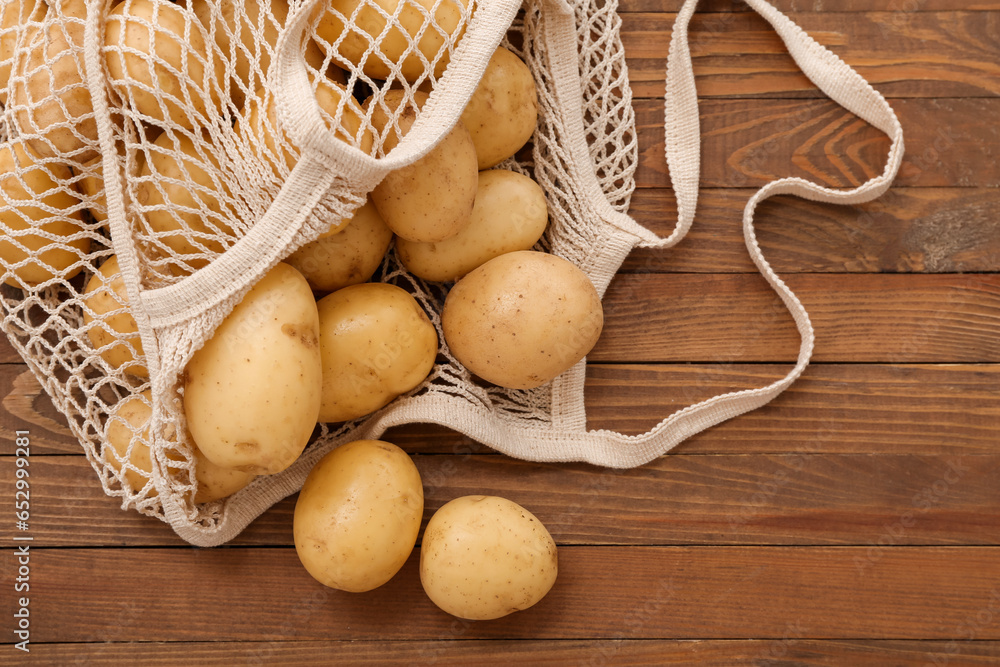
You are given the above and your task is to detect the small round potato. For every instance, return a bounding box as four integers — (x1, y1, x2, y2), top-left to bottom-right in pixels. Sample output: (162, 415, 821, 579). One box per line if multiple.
(420, 495, 558, 620)
(286, 198, 393, 293)
(317, 282, 437, 423)
(106, 389, 256, 500)
(294, 439, 423, 592)
(312, 0, 470, 81)
(441, 250, 603, 389)
(82, 255, 147, 377)
(0, 0, 45, 106)
(368, 90, 477, 243)
(104, 0, 226, 129)
(134, 130, 237, 273)
(0, 142, 89, 288)
(461, 47, 539, 170)
(397, 169, 548, 282)
(12, 6, 99, 161)
(184, 262, 322, 475)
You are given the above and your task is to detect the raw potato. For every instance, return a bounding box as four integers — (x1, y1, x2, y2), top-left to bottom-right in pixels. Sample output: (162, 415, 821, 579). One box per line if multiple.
(368, 90, 477, 243)
(191, 0, 334, 109)
(82, 255, 147, 377)
(312, 0, 471, 81)
(0, 0, 45, 106)
(294, 439, 423, 592)
(236, 76, 372, 179)
(11, 4, 100, 160)
(104, 0, 226, 129)
(317, 282, 437, 423)
(135, 130, 237, 273)
(461, 47, 539, 170)
(105, 389, 256, 501)
(184, 263, 322, 475)
(397, 169, 548, 282)
(286, 198, 393, 292)
(0, 142, 89, 288)
(75, 157, 108, 226)
(420, 495, 558, 620)
(442, 250, 603, 389)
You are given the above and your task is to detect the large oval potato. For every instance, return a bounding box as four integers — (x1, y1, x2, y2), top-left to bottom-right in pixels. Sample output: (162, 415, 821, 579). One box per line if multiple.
(294, 439, 423, 592)
(11, 8, 100, 161)
(285, 198, 393, 293)
(106, 389, 256, 501)
(0, 0, 45, 106)
(104, 0, 226, 129)
(368, 90, 477, 243)
(441, 250, 603, 389)
(135, 130, 237, 274)
(184, 262, 322, 475)
(82, 255, 147, 377)
(420, 495, 558, 620)
(461, 47, 538, 170)
(397, 169, 548, 282)
(312, 0, 470, 81)
(317, 282, 437, 423)
(0, 142, 89, 288)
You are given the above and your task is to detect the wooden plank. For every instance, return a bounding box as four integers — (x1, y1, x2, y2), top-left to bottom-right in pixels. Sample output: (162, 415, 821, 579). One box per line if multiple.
(5, 546, 999, 642)
(621, 11, 1000, 99)
(596, 273, 1000, 363)
(22, 639, 1000, 665)
(3, 363, 998, 456)
(624, 187, 1000, 274)
(4, 449, 998, 547)
(618, 0, 1000, 13)
(634, 98, 1000, 189)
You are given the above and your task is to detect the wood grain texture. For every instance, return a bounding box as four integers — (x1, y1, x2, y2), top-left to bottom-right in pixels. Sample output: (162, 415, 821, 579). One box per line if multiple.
(634, 98, 1000, 189)
(4, 450, 997, 547)
(4, 547, 1000, 642)
(21, 639, 1000, 665)
(596, 273, 1000, 363)
(621, 11, 1000, 99)
(618, 0, 1000, 13)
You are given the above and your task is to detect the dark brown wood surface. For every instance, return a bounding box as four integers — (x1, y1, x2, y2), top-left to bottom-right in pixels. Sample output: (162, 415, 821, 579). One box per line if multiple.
(2, 0, 999, 664)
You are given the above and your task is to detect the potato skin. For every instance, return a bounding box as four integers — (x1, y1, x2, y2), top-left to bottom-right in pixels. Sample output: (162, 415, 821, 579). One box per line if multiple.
(461, 47, 538, 170)
(420, 495, 557, 620)
(294, 439, 423, 592)
(0, 142, 89, 288)
(317, 282, 438, 422)
(184, 262, 322, 475)
(0, 0, 45, 106)
(368, 90, 477, 243)
(396, 169, 548, 282)
(441, 250, 603, 389)
(82, 255, 147, 377)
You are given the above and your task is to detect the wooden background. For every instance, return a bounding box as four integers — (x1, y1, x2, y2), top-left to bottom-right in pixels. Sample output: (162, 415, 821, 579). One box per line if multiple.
(3, 0, 1000, 663)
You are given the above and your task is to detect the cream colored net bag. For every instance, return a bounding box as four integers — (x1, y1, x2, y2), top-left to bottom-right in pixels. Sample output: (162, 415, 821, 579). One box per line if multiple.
(0, 0, 903, 546)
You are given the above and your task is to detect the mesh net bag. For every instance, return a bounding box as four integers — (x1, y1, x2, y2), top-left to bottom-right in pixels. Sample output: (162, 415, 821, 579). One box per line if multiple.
(0, 0, 904, 546)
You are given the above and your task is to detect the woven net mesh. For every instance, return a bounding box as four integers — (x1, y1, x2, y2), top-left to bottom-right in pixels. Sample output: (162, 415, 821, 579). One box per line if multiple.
(0, 0, 638, 543)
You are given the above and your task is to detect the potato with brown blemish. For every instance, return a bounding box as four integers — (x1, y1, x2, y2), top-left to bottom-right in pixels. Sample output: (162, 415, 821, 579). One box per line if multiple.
(184, 262, 322, 475)
(294, 439, 423, 592)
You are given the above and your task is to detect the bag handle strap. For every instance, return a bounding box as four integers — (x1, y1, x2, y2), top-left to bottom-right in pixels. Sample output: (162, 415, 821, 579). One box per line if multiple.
(521, 0, 904, 467)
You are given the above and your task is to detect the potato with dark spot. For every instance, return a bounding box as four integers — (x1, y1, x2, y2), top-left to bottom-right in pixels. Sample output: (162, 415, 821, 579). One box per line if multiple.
(420, 495, 557, 620)
(441, 250, 603, 389)
(294, 439, 423, 592)
(184, 262, 321, 475)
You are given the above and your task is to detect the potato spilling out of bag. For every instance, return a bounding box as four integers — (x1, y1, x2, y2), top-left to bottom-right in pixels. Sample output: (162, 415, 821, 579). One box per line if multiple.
(294, 439, 423, 592)
(184, 262, 322, 475)
(104, 0, 227, 129)
(316, 282, 438, 423)
(0, 142, 89, 288)
(442, 250, 603, 390)
(82, 255, 147, 377)
(367, 90, 478, 243)
(397, 168, 548, 282)
(312, 0, 471, 82)
(420, 495, 558, 620)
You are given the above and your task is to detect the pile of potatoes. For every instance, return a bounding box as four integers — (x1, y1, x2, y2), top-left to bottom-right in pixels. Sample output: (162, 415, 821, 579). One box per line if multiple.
(1, 0, 591, 618)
